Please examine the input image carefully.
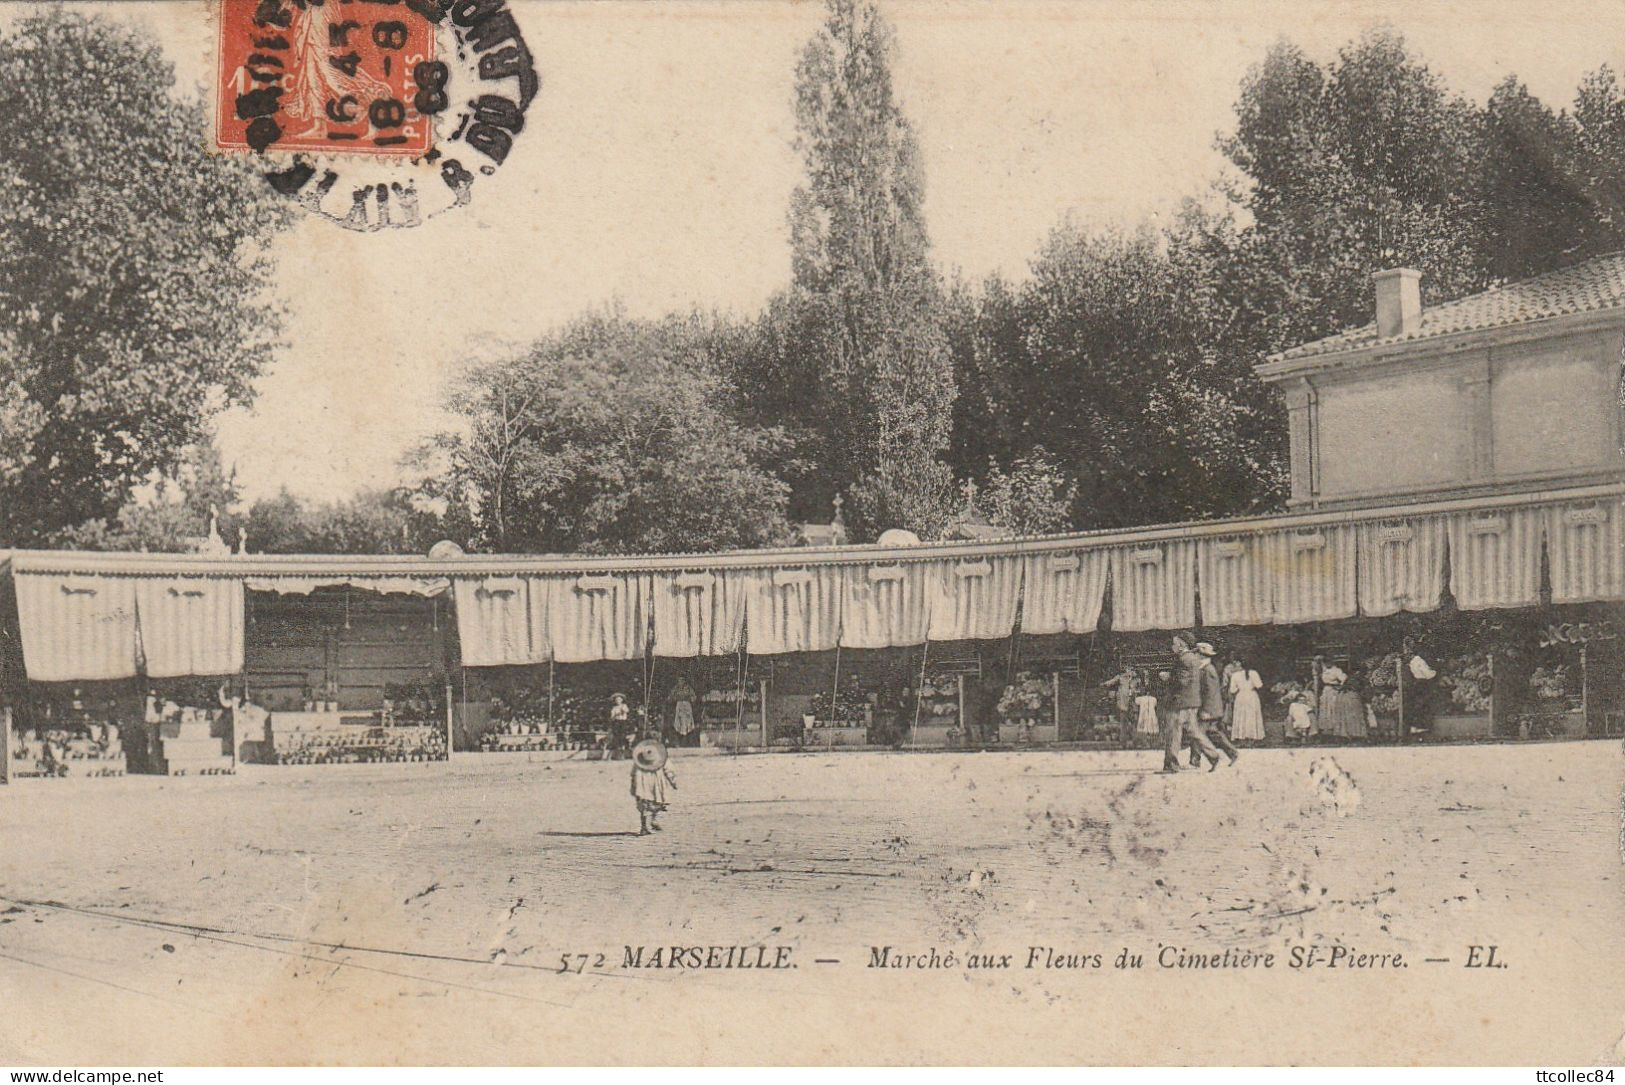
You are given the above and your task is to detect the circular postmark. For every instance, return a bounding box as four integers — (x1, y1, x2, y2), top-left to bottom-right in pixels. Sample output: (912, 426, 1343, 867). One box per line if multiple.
(214, 0, 539, 230)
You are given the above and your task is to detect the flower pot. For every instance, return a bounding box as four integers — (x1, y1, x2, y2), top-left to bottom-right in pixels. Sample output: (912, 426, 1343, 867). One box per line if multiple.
(1432, 713, 1493, 740)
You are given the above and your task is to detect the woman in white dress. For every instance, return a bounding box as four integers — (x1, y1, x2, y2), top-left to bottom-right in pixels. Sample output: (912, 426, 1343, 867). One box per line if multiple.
(1228, 661, 1266, 743)
(1134, 692, 1160, 740)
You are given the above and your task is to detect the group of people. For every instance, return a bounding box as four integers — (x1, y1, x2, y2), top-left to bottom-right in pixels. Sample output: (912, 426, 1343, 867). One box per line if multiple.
(600, 678, 705, 759)
(1160, 634, 1245, 773)
(1107, 636, 1445, 755)
(1106, 634, 1264, 773)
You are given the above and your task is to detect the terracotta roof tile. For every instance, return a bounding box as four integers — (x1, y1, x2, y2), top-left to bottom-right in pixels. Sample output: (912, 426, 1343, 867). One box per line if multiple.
(1275, 251, 1625, 362)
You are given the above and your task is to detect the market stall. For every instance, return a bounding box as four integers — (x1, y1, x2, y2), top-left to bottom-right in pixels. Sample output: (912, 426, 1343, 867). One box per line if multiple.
(0, 482, 1618, 773)
(912, 651, 975, 748)
(1, 563, 241, 777)
(684, 655, 769, 750)
(1008, 635, 1099, 743)
(243, 581, 453, 764)
(467, 659, 649, 754)
(795, 648, 881, 749)
(8, 683, 131, 778)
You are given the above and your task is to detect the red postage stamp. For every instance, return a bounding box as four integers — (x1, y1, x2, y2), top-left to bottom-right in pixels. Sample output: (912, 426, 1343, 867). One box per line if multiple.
(215, 0, 438, 158)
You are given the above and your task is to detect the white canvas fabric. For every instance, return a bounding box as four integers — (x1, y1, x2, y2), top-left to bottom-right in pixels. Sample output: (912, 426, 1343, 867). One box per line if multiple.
(739, 566, 843, 655)
(1546, 498, 1625, 604)
(925, 555, 1023, 642)
(1197, 535, 1273, 627)
(650, 569, 747, 657)
(1018, 549, 1108, 635)
(134, 577, 246, 678)
(452, 576, 548, 667)
(838, 561, 932, 649)
(1356, 516, 1448, 617)
(1107, 539, 1196, 633)
(1261, 523, 1357, 624)
(16, 573, 141, 682)
(545, 573, 652, 663)
(1445, 505, 1546, 610)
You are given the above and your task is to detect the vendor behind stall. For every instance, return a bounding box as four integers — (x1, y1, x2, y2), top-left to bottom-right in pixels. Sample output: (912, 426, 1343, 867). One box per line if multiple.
(964, 667, 1004, 746)
(1400, 637, 1439, 738)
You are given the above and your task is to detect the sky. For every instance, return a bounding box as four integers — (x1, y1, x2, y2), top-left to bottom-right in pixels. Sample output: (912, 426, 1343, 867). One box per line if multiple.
(39, 0, 1625, 502)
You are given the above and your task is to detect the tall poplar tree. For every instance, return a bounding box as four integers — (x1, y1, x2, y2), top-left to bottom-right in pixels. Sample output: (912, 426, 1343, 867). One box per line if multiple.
(782, 0, 956, 539)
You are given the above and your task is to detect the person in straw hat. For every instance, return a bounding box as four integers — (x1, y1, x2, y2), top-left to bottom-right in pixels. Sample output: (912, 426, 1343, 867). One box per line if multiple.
(630, 731, 677, 835)
(1163, 633, 1223, 773)
(605, 692, 633, 761)
(1193, 641, 1240, 769)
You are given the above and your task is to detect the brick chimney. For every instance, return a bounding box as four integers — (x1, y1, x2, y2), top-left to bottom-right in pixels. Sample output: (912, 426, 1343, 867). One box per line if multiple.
(1373, 268, 1422, 339)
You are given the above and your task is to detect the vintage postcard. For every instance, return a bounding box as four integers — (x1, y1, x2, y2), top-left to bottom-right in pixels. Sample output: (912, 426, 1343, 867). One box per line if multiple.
(0, 0, 1622, 1069)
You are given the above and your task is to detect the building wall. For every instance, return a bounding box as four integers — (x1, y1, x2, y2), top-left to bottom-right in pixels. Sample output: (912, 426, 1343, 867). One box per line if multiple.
(1316, 365, 1470, 498)
(1286, 325, 1623, 505)
(1490, 334, 1618, 481)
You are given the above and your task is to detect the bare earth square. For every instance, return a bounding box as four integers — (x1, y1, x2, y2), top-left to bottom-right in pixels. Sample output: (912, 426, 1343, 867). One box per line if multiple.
(1, 743, 1620, 1064)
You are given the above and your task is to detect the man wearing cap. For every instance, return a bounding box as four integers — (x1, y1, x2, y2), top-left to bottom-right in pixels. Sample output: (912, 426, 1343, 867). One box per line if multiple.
(1162, 634, 1222, 773)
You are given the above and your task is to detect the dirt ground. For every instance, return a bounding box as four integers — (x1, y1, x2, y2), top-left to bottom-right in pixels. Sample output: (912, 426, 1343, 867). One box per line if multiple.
(1, 741, 1622, 1066)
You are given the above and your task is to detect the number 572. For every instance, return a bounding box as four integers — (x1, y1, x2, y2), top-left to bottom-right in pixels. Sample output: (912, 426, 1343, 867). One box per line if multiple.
(558, 953, 605, 974)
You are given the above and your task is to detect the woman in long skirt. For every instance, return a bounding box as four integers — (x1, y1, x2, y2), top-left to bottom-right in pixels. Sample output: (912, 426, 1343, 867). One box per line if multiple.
(1220, 658, 1244, 732)
(1318, 667, 1367, 740)
(1228, 661, 1266, 743)
(1335, 677, 1368, 739)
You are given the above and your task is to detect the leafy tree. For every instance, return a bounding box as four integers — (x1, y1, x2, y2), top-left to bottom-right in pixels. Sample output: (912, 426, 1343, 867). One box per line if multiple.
(243, 488, 442, 555)
(1476, 78, 1591, 281)
(780, 0, 956, 539)
(1220, 28, 1485, 348)
(53, 448, 451, 555)
(424, 312, 795, 554)
(847, 452, 957, 542)
(48, 441, 243, 553)
(723, 293, 831, 519)
(975, 448, 1078, 536)
(0, 7, 290, 544)
(1569, 65, 1625, 256)
(945, 273, 1029, 479)
(1000, 221, 1286, 528)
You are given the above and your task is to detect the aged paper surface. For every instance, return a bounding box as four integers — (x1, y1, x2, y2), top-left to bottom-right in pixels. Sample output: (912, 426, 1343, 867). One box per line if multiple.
(0, 0, 1622, 1067)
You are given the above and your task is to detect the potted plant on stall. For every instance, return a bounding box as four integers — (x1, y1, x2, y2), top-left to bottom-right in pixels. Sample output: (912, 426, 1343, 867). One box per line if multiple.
(1436, 654, 1495, 739)
(1516, 664, 1583, 740)
(808, 687, 869, 745)
(910, 673, 962, 748)
(1361, 651, 1402, 741)
(997, 672, 1054, 745)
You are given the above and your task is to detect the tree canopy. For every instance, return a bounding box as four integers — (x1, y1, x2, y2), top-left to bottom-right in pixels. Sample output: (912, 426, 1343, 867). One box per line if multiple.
(423, 312, 796, 555)
(21, 8, 1625, 555)
(433, 18, 1625, 549)
(0, 8, 292, 544)
(942, 26, 1625, 529)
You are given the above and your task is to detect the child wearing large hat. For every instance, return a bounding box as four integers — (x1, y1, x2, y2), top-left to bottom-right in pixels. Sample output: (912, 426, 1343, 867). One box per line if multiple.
(630, 733, 677, 835)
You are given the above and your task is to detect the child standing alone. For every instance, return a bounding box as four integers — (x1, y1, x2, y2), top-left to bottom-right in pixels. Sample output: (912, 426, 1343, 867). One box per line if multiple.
(630, 734, 677, 835)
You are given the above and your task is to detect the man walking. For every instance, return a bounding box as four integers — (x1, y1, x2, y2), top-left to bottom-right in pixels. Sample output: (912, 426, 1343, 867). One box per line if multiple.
(1195, 642, 1240, 770)
(1162, 634, 1222, 773)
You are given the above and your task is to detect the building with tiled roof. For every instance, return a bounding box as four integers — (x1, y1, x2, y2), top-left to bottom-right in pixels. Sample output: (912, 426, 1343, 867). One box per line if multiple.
(1270, 252, 1625, 363)
(1255, 258, 1625, 509)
